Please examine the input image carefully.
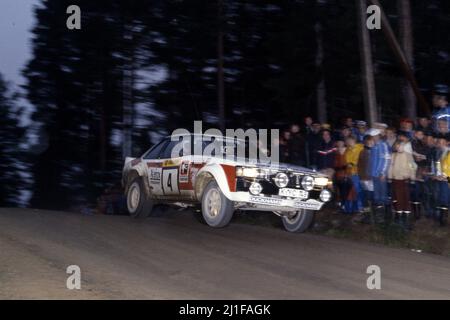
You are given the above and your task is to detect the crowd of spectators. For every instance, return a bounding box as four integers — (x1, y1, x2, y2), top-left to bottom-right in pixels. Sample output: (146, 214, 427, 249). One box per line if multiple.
(279, 85, 450, 230)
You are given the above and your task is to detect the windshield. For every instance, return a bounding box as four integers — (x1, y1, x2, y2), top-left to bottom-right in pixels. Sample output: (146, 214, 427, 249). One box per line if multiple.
(193, 135, 263, 162)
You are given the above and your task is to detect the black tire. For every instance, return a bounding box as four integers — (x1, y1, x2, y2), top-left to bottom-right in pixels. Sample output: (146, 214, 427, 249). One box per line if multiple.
(126, 177, 153, 219)
(193, 208, 207, 225)
(201, 180, 234, 228)
(281, 210, 314, 233)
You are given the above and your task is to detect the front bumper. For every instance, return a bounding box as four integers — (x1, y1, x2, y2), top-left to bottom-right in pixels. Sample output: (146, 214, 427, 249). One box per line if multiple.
(229, 192, 326, 212)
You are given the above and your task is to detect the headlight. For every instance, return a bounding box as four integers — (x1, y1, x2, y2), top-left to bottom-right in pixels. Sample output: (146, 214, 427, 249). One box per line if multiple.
(301, 176, 315, 191)
(314, 177, 329, 187)
(249, 182, 263, 195)
(236, 167, 259, 178)
(273, 172, 289, 188)
(320, 189, 332, 202)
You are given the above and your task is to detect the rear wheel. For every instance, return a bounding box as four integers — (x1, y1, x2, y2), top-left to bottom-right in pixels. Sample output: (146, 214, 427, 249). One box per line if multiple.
(201, 181, 234, 228)
(281, 210, 314, 233)
(126, 177, 153, 219)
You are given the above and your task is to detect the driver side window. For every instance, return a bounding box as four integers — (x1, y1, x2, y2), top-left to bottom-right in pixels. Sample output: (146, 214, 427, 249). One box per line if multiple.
(143, 139, 169, 160)
(160, 139, 182, 159)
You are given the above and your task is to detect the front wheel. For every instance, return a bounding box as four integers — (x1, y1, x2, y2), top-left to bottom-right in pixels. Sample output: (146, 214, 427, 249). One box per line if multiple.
(201, 181, 234, 228)
(281, 210, 314, 233)
(126, 177, 153, 219)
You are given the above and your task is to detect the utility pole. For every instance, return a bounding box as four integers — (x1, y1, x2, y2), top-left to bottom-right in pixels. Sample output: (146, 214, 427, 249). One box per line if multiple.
(356, 0, 378, 125)
(315, 22, 328, 123)
(398, 0, 417, 119)
(369, 0, 430, 116)
(217, 0, 225, 133)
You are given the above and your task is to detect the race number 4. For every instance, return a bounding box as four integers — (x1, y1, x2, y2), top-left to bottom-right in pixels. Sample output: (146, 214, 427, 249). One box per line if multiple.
(162, 169, 179, 194)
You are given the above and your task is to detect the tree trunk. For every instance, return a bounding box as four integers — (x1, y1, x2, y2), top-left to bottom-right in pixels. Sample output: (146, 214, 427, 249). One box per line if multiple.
(217, 0, 225, 132)
(122, 24, 134, 159)
(398, 0, 416, 119)
(356, 0, 378, 125)
(315, 22, 328, 123)
(369, 0, 430, 116)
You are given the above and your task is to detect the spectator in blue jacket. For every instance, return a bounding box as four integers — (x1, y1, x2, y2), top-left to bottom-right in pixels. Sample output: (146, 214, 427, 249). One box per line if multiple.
(431, 84, 450, 133)
(368, 128, 392, 215)
(354, 121, 368, 143)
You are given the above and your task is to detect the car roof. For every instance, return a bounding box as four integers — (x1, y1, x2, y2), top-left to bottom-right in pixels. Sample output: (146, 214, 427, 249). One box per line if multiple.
(165, 133, 247, 143)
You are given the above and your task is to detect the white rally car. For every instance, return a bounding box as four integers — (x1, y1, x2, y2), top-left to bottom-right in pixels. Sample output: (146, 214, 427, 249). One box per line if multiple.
(122, 134, 332, 233)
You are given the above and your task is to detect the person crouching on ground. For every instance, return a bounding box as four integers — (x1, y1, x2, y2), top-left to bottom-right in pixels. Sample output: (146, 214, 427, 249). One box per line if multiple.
(344, 136, 364, 213)
(388, 141, 417, 229)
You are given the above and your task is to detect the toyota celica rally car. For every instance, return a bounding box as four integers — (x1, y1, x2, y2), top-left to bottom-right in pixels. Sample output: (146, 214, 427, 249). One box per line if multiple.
(122, 133, 332, 233)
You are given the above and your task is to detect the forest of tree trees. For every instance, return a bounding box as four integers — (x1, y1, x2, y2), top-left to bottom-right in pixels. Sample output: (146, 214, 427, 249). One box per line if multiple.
(0, 0, 449, 209)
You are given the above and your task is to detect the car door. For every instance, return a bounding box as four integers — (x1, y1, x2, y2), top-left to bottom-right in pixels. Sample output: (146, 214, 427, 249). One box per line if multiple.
(142, 138, 169, 197)
(157, 136, 193, 200)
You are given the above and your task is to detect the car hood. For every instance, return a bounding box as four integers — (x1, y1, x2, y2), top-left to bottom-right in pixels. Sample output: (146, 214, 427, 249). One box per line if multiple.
(231, 157, 324, 176)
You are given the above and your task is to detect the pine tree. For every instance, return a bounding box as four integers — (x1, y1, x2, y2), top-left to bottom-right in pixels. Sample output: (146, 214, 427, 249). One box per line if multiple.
(0, 74, 26, 207)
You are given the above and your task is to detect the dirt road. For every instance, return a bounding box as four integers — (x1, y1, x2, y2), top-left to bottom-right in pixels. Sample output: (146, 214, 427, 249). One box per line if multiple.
(0, 208, 449, 299)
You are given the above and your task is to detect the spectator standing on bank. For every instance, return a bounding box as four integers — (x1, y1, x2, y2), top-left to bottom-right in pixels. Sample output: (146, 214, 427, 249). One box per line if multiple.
(385, 127, 397, 150)
(432, 135, 450, 226)
(388, 141, 417, 229)
(279, 130, 291, 163)
(358, 135, 375, 221)
(431, 84, 450, 133)
(317, 129, 337, 174)
(416, 117, 432, 136)
(306, 122, 322, 169)
(423, 133, 438, 218)
(438, 141, 450, 226)
(411, 129, 430, 219)
(436, 119, 450, 139)
(288, 124, 306, 166)
(334, 140, 349, 210)
(368, 128, 392, 221)
(344, 136, 364, 213)
(339, 126, 352, 142)
(399, 118, 415, 140)
(303, 116, 314, 135)
(355, 121, 368, 143)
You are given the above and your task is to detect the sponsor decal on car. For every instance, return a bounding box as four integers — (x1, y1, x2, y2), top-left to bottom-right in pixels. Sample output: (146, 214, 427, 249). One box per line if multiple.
(249, 196, 283, 206)
(179, 161, 190, 183)
(293, 199, 323, 210)
(149, 169, 161, 183)
(248, 196, 323, 211)
(163, 159, 180, 167)
(147, 162, 162, 168)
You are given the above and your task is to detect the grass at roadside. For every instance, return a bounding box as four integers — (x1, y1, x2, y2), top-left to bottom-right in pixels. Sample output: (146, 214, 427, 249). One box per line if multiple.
(311, 209, 450, 257)
(234, 209, 450, 257)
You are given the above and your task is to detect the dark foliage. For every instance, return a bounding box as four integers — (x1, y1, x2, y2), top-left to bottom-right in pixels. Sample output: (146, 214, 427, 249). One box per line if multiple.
(14, 0, 450, 209)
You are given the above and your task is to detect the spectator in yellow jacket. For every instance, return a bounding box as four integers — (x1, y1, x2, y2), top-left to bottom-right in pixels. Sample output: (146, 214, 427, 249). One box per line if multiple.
(441, 150, 450, 178)
(343, 136, 364, 213)
(436, 145, 450, 226)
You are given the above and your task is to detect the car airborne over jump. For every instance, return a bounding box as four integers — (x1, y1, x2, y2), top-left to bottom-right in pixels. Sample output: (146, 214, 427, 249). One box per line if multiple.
(122, 133, 332, 233)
